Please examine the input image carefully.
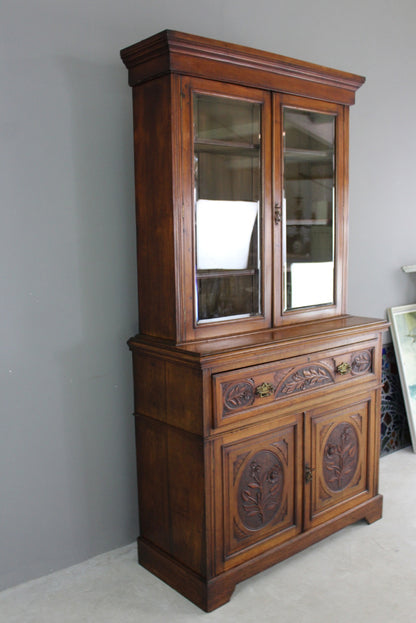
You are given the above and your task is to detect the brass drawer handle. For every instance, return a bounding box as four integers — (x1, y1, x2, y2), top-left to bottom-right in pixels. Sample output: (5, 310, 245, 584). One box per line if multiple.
(255, 382, 275, 398)
(336, 362, 351, 375)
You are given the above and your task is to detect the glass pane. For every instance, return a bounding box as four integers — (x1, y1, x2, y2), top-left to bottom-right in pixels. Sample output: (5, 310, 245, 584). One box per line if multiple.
(195, 95, 261, 144)
(194, 94, 262, 324)
(283, 108, 335, 311)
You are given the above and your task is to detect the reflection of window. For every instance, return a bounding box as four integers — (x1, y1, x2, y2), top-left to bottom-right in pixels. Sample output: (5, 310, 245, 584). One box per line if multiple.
(290, 262, 334, 308)
(196, 200, 259, 270)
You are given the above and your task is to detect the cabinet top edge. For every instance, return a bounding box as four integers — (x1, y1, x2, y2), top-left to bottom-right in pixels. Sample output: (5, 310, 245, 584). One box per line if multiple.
(128, 316, 389, 362)
(120, 29, 366, 96)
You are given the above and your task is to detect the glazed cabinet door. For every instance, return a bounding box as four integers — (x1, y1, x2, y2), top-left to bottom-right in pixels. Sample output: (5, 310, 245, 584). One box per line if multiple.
(179, 77, 273, 342)
(213, 414, 302, 573)
(304, 391, 377, 530)
(177, 82, 350, 342)
(274, 95, 348, 325)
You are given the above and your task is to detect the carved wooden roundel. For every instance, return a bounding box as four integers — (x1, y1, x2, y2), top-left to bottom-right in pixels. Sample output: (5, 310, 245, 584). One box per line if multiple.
(351, 350, 372, 375)
(323, 423, 359, 491)
(238, 450, 284, 530)
(224, 381, 255, 412)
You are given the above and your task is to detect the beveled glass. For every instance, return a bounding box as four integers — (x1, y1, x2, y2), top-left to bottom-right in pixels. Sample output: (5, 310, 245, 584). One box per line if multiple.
(282, 108, 336, 311)
(193, 94, 263, 323)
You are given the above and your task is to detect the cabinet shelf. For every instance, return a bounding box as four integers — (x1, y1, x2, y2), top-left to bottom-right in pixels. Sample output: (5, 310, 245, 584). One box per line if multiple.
(286, 219, 330, 226)
(195, 137, 260, 154)
(284, 148, 333, 162)
(197, 268, 258, 279)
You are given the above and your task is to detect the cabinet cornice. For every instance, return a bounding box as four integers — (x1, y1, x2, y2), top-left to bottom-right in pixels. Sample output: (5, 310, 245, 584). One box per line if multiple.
(121, 30, 365, 104)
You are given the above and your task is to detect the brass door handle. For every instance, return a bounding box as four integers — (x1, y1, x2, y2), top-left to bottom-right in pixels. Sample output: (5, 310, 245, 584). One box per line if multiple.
(305, 465, 314, 483)
(274, 203, 282, 225)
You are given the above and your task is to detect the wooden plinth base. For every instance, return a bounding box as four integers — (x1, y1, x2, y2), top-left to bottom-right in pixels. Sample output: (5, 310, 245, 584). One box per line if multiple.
(138, 494, 383, 612)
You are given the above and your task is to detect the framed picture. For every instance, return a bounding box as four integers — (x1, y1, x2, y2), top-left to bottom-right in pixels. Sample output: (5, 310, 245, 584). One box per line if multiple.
(388, 304, 416, 452)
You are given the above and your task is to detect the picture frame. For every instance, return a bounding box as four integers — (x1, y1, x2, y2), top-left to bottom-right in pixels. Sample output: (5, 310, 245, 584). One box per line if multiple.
(388, 304, 416, 452)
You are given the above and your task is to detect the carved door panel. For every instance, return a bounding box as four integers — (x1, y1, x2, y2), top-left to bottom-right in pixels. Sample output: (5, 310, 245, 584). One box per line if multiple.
(216, 414, 302, 572)
(304, 394, 374, 530)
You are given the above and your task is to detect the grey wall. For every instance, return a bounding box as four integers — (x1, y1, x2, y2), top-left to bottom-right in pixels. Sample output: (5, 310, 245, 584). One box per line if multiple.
(1, 0, 415, 590)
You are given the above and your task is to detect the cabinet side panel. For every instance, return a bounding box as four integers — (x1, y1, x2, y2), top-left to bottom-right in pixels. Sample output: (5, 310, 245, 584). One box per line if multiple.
(136, 416, 170, 552)
(133, 76, 176, 339)
(167, 427, 206, 575)
(131, 350, 167, 421)
(165, 361, 204, 435)
(133, 349, 207, 576)
(130, 345, 205, 435)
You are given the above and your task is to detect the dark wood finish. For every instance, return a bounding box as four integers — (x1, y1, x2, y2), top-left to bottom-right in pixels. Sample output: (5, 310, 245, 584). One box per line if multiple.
(121, 31, 366, 343)
(128, 316, 387, 611)
(274, 95, 349, 326)
(130, 75, 178, 340)
(212, 340, 377, 428)
(121, 32, 388, 611)
(218, 414, 303, 570)
(121, 30, 365, 104)
(304, 392, 375, 530)
(179, 77, 273, 341)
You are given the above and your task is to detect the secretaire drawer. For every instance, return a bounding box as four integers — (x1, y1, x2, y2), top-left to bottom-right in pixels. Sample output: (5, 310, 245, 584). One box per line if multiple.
(212, 342, 377, 428)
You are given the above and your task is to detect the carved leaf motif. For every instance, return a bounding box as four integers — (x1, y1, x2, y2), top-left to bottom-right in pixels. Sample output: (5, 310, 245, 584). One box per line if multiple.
(323, 423, 359, 491)
(224, 381, 255, 412)
(278, 365, 333, 396)
(238, 450, 284, 530)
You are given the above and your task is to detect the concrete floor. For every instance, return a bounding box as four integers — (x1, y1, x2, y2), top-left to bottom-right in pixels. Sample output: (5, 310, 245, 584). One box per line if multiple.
(1, 448, 415, 623)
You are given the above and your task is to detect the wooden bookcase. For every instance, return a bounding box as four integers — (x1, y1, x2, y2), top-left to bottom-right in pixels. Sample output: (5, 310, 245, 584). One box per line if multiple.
(121, 31, 389, 611)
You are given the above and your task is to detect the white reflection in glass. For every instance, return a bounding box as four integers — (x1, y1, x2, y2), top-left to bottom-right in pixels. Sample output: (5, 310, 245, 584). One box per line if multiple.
(196, 200, 259, 270)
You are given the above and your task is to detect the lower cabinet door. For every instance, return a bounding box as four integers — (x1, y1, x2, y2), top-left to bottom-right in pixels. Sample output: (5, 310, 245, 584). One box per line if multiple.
(214, 414, 303, 572)
(304, 392, 375, 530)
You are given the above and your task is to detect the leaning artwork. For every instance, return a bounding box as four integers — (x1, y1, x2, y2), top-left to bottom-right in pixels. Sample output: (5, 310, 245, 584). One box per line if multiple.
(388, 304, 416, 452)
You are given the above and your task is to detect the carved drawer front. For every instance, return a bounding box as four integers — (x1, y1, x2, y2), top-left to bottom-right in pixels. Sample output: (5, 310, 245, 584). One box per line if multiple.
(304, 394, 374, 530)
(212, 343, 375, 428)
(219, 417, 302, 571)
